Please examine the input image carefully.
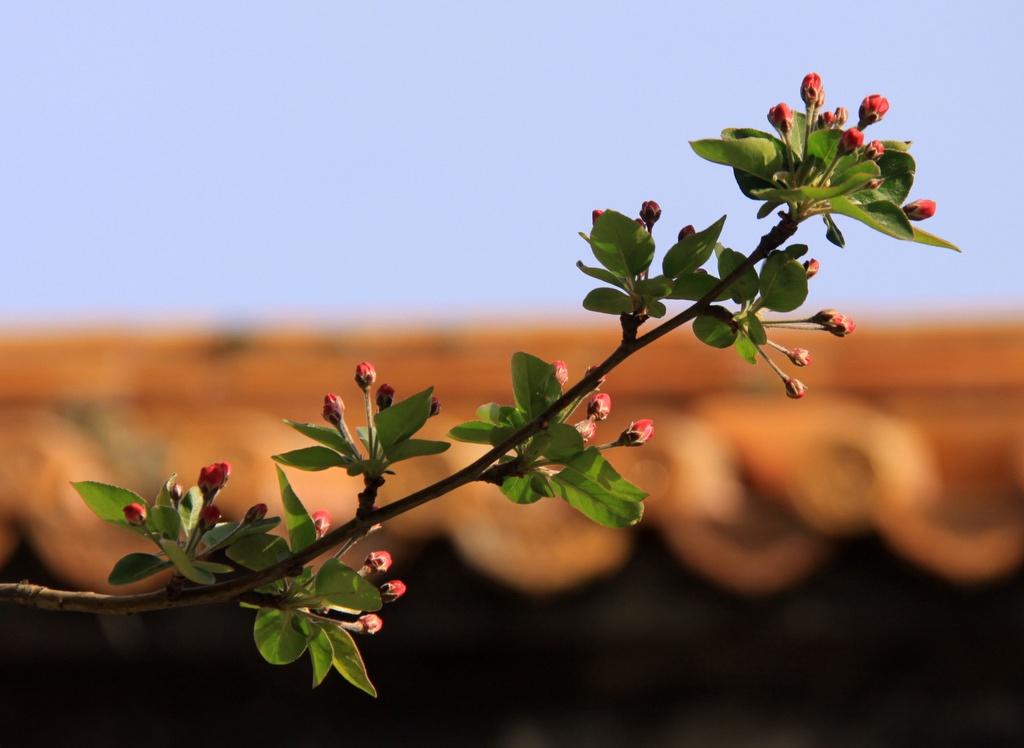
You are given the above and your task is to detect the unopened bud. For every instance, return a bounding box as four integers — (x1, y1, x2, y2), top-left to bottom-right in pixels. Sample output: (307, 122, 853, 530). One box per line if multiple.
(833, 107, 849, 127)
(803, 258, 820, 279)
(902, 199, 936, 221)
(768, 102, 794, 134)
(552, 361, 569, 386)
(864, 140, 884, 161)
(429, 396, 441, 417)
(812, 309, 857, 337)
(198, 462, 231, 501)
(355, 361, 376, 389)
(787, 348, 812, 367)
(864, 177, 885, 191)
(800, 72, 825, 109)
(858, 94, 889, 129)
(243, 503, 268, 524)
(312, 510, 331, 539)
(585, 364, 606, 388)
(640, 200, 662, 231)
(379, 579, 407, 603)
(358, 613, 383, 635)
(592, 209, 604, 225)
(587, 393, 612, 421)
(322, 393, 345, 426)
(168, 482, 184, 507)
(375, 384, 395, 411)
(621, 419, 655, 446)
(816, 110, 836, 129)
(785, 378, 808, 400)
(123, 502, 148, 526)
(838, 128, 864, 155)
(678, 225, 696, 242)
(199, 504, 221, 530)
(575, 420, 597, 442)
(363, 550, 392, 574)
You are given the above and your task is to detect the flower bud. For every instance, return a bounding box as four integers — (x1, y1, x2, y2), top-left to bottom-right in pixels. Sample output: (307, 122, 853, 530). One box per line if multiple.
(621, 419, 655, 446)
(858, 94, 889, 129)
(587, 393, 612, 421)
(355, 362, 376, 389)
(784, 378, 808, 400)
(902, 199, 936, 221)
(199, 504, 221, 529)
(864, 177, 885, 191)
(375, 384, 395, 411)
(864, 140, 884, 161)
(803, 258, 820, 279)
(787, 348, 812, 367)
(379, 579, 407, 603)
(640, 200, 661, 231)
(585, 364, 606, 388)
(198, 462, 231, 501)
(812, 309, 857, 337)
(837, 128, 864, 155)
(833, 107, 848, 127)
(767, 102, 793, 134)
(816, 110, 836, 129)
(123, 502, 148, 526)
(592, 209, 604, 225)
(362, 550, 392, 574)
(243, 503, 268, 524)
(312, 510, 331, 539)
(168, 482, 184, 508)
(575, 420, 597, 442)
(552, 361, 569, 386)
(429, 396, 441, 417)
(800, 73, 825, 109)
(358, 613, 383, 635)
(322, 393, 345, 426)
(678, 225, 696, 241)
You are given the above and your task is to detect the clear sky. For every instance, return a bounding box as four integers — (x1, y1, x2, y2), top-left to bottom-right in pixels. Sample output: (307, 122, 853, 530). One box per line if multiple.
(0, 2, 1016, 330)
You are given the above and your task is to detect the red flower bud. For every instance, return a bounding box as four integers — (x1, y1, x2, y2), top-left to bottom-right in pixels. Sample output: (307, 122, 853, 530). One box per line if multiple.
(587, 393, 612, 421)
(322, 393, 345, 426)
(243, 503, 268, 524)
(838, 128, 864, 156)
(858, 94, 889, 129)
(429, 396, 441, 417)
(379, 579, 407, 603)
(592, 209, 604, 226)
(787, 348, 812, 367)
(640, 200, 662, 232)
(864, 140, 884, 162)
(678, 225, 696, 242)
(198, 462, 231, 501)
(199, 504, 221, 529)
(363, 550, 392, 574)
(803, 258, 820, 279)
(354, 361, 376, 389)
(622, 419, 655, 446)
(552, 361, 569, 386)
(812, 309, 857, 337)
(123, 502, 148, 526)
(767, 102, 793, 134)
(833, 107, 849, 127)
(358, 613, 383, 635)
(902, 199, 936, 221)
(375, 384, 395, 411)
(785, 378, 808, 400)
(312, 510, 331, 538)
(575, 420, 597, 442)
(816, 110, 836, 129)
(801, 73, 825, 109)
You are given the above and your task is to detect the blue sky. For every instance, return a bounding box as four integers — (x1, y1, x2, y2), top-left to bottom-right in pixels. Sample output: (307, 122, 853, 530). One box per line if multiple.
(0, 2, 1015, 329)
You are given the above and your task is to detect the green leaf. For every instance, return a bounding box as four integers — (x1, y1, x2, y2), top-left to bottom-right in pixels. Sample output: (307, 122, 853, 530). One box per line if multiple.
(311, 558, 383, 612)
(193, 560, 234, 575)
(823, 214, 845, 248)
(850, 149, 915, 206)
(646, 299, 667, 318)
(324, 625, 377, 697)
(107, 553, 172, 585)
(829, 196, 914, 240)
(783, 243, 808, 260)
(150, 504, 182, 541)
(254, 609, 309, 665)
(374, 387, 435, 453)
(277, 466, 316, 552)
(154, 474, 177, 508)
(632, 276, 673, 297)
(385, 438, 450, 464)
(511, 352, 562, 420)
(160, 538, 215, 585)
(226, 532, 293, 571)
(498, 405, 526, 428)
(911, 225, 961, 252)
(501, 475, 544, 504)
(588, 210, 656, 277)
(749, 161, 880, 203)
(733, 334, 759, 365)
(742, 314, 768, 345)
(476, 403, 503, 424)
(447, 420, 496, 445)
(690, 137, 784, 182)
(758, 253, 808, 312)
(668, 273, 729, 301)
(582, 287, 634, 315)
(693, 314, 737, 348)
(284, 420, 360, 460)
(806, 128, 841, 162)
(550, 448, 647, 528)
(71, 481, 147, 529)
(661, 215, 726, 279)
(308, 625, 334, 688)
(576, 260, 627, 289)
(272, 446, 349, 471)
(199, 517, 281, 554)
(540, 422, 585, 463)
(717, 247, 759, 303)
(177, 487, 203, 538)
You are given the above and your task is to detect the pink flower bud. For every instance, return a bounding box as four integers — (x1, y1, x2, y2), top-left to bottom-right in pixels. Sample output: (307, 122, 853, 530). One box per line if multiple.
(640, 200, 661, 231)
(622, 419, 655, 446)
(592, 209, 604, 225)
(800, 73, 825, 109)
(199, 504, 221, 529)
(838, 128, 864, 155)
(552, 361, 569, 386)
(678, 225, 696, 241)
(363, 550, 392, 574)
(354, 361, 376, 389)
(858, 94, 889, 129)
(429, 396, 442, 417)
(358, 613, 383, 635)
(767, 102, 794, 134)
(123, 502, 148, 526)
(379, 579, 407, 603)
(375, 384, 395, 411)
(587, 393, 612, 421)
(312, 510, 331, 538)
(787, 348, 812, 367)
(198, 462, 231, 501)
(803, 258, 820, 279)
(243, 503, 268, 524)
(833, 107, 849, 127)
(816, 110, 836, 129)
(902, 199, 936, 221)
(585, 364, 606, 388)
(864, 140, 885, 161)
(812, 309, 857, 337)
(784, 378, 808, 400)
(322, 393, 345, 426)
(575, 420, 597, 442)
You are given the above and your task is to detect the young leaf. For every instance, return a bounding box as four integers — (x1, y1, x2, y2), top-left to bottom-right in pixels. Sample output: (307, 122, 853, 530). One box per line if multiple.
(272, 446, 349, 471)
(511, 352, 562, 420)
(193, 560, 235, 575)
(588, 210, 656, 278)
(742, 314, 768, 345)
(107, 553, 172, 585)
(550, 448, 646, 528)
(733, 334, 759, 365)
(374, 388, 434, 452)
(311, 558, 383, 612)
(668, 273, 729, 301)
(690, 137, 784, 182)
(150, 504, 182, 541)
(160, 538, 215, 585)
(277, 466, 316, 552)
(823, 214, 845, 248)
(284, 420, 359, 460)
(717, 247, 759, 304)
(308, 625, 335, 688)
(661, 215, 726, 279)
(254, 609, 309, 665)
(582, 287, 634, 315)
(911, 225, 961, 252)
(576, 260, 627, 289)
(850, 149, 915, 206)
(448, 420, 497, 445)
(632, 276, 673, 297)
(758, 253, 808, 312)
(693, 314, 737, 348)
(199, 517, 281, 554)
(501, 475, 544, 504)
(540, 422, 585, 463)
(384, 438, 450, 464)
(829, 196, 914, 240)
(749, 161, 880, 203)
(71, 481, 147, 529)
(226, 533, 292, 571)
(177, 486, 204, 538)
(324, 624, 377, 697)
(154, 474, 177, 508)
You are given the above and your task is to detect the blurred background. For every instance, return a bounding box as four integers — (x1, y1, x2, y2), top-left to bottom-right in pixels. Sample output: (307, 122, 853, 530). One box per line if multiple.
(2, 2, 1023, 746)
